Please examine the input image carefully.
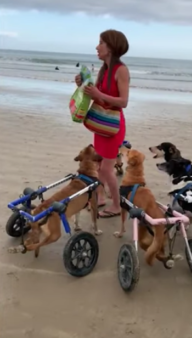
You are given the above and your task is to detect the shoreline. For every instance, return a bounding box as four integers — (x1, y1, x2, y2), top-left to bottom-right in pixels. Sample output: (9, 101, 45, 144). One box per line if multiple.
(0, 94, 192, 126)
(1, 73, 192, 94)
(1, 76, 192, 111)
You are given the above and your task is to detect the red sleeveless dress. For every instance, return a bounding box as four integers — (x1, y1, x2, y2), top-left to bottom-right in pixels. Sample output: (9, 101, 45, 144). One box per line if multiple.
(94, 64, 126, 159)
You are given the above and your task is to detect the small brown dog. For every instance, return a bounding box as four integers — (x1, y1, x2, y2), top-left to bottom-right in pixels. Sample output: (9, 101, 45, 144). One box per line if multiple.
(114, 148, 167, 266)
(114, 141, 132, 176)
(23, 144, 103, 257)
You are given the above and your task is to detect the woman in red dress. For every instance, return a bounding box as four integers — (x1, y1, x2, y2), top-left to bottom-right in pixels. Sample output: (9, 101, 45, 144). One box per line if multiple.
(75, 29, 130, 217)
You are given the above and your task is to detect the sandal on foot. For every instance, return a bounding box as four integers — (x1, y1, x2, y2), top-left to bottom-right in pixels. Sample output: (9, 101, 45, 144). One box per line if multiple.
(98, 203, 106, 208)
(87, 203, 106, 211)
(99, 210, 121, 218)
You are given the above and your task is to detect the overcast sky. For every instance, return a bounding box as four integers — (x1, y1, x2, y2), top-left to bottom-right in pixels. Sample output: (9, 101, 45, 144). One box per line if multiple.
(0, 1, 192, 59)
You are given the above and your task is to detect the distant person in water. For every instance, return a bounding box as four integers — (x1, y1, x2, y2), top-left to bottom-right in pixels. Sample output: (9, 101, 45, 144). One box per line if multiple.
(76, 62, 80, 67)
(92, 64, 94, 72)
(55, 66, 59, 71)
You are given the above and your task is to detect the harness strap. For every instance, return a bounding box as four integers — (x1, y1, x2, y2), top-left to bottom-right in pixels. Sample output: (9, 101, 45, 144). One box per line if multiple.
(120, 184, 143, 205)
(77, 174, 97, 184)
(74, 174, 100, 208)
(129, 184, 141, 204)
(173, 182, 192, 204)
(78, 174, 100, 217)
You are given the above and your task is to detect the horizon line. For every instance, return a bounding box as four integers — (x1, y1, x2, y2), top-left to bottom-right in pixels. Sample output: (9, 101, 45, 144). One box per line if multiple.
(0, 47, 192, 62)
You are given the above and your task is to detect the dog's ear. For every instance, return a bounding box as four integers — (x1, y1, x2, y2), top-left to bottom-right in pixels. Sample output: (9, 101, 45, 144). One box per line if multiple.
(140, 153, 145, 163)
(129, 150, 145, 166)
(92, 153, 103, 162)
(128, 154, 137, 166)
(74, 153, 83, 161)
(171, 149, 181, 159)
(169, 145, 177, 154)
(128, 150, 145, 166)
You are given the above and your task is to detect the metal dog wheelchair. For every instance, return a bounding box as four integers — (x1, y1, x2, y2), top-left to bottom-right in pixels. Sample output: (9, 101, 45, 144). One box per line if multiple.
(6, 173, 100, 277)
(117, 195, 192, 292)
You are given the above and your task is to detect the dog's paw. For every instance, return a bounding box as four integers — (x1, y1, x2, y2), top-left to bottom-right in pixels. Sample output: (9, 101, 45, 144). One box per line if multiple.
(34, 248, 40, 258)
(165, 259, 175, 269)
(85, 202, 91, 211)
(74, 226, 82, 232)
(185, 224, 189, 231)
(8, 247, 17, 254)
(116, 169, 124, 176)
(8, 245, 25, 254)
(94, 229, 103, 236)
(113, 231, 124, 238)
(173, 253, 184, 261)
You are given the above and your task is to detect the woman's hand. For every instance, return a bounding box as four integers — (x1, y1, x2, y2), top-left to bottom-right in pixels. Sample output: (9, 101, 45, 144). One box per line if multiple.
(84, 85, 102, 100)
(75, 74, 82, 87)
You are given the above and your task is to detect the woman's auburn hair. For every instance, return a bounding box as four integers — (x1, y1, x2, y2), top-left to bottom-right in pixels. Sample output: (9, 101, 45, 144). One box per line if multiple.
(97, 29, 129, 89)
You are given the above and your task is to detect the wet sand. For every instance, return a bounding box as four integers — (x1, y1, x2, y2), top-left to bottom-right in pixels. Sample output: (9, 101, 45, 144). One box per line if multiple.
(1, 100, 192, 338)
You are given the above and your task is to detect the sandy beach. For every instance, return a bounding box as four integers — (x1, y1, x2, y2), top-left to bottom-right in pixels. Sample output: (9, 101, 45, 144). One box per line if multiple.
(1, 78, 192, 338)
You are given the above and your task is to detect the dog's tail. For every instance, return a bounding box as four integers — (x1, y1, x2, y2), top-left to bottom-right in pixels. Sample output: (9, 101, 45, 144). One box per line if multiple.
(145, 217, 165, 266)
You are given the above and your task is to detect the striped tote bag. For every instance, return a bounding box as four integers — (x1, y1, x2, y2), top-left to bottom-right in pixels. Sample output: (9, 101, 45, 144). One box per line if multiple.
(84, 102, 120, 137)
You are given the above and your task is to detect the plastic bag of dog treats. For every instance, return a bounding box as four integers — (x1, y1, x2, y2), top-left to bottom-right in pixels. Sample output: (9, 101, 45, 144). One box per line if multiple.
(69, 65, 94, 123)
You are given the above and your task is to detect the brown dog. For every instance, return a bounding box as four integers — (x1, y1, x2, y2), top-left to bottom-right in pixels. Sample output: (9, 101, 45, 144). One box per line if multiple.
(114, 149, 167, 266)
(23, 145, 103, 257)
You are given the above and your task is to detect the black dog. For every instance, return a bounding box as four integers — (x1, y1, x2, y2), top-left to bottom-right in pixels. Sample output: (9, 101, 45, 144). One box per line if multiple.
(149, 142, 181, 162)
(157, 158, 192, 215)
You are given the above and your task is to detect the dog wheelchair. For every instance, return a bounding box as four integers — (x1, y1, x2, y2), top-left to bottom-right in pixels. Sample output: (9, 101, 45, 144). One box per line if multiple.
(117, 194, 192, 293)
(6, 173, 100, 277)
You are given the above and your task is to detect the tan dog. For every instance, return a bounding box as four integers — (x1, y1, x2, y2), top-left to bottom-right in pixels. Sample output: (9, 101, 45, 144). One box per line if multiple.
(114, 148, 167, 266)
(23, 145, 103, 257)
(114, 153, 124, 176)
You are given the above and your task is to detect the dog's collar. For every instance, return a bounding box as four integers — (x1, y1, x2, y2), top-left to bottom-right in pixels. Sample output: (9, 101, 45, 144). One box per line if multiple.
(186, 164, 191, 172)
(75, 173, 103, 187)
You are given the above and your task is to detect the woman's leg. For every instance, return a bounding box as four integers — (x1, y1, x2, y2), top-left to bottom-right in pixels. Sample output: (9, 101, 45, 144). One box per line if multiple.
(96, 161, 107, 206)
(98, 158, 121, 216)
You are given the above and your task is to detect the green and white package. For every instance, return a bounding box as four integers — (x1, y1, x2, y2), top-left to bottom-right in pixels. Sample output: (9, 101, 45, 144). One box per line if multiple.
(69, 65, 94, 123)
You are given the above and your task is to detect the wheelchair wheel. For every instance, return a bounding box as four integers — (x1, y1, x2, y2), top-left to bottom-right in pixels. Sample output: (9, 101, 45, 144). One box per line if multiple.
(117, 243, 140, 292)
(185, 238, 192, 272)
(6, 205, 35, 238)
(63, 232, 99, 277)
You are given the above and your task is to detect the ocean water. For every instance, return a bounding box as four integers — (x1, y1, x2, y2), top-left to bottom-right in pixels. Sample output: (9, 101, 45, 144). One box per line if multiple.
(1, 75, 192, 118)
(1, 49, 192, 93)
